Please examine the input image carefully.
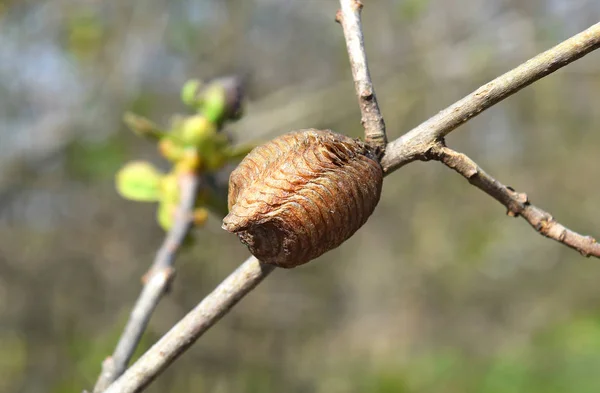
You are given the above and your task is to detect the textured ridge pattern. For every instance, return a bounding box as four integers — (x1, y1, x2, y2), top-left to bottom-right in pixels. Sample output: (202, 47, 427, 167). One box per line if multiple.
(222, 129, 383, 268)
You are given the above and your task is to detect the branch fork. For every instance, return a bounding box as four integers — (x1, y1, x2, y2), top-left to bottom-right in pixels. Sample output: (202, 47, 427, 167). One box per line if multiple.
(427, 143, 600, 258)
(93, 5, 600, 392)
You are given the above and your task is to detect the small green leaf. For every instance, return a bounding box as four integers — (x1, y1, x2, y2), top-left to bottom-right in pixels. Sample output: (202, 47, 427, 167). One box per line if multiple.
(181, 79, 203, 108)
(116, 161, 163, 202)
(123, 112, 167, 140)
(200, 84, 226, 124)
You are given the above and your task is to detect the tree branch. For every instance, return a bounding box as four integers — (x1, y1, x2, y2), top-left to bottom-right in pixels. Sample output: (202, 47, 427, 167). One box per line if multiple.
(381, 22, 600, 174)
(93, 173, 201, 393)
(103, 257, 275, 393)
(101, 19, 600, 393)
(337, 0, 387, 149)
(428, 144, 600, 258)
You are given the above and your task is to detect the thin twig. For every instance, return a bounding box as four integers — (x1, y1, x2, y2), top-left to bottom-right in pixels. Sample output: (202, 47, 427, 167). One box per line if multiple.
(102, 20, 600, 393)
(93, 173, 201, 393)
(336, 0, 387, 149)
(381, 21, 600, 174)
(428, 144, 600, 258)
(103, 257, 275, 393)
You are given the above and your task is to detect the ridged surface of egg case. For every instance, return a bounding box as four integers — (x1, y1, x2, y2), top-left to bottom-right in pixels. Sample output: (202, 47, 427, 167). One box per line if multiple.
(222, 129, 383, 268)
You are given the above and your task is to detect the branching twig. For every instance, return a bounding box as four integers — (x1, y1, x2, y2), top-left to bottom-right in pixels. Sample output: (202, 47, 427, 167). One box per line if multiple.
(428, 144, 600, 258)
(103, 256, 275, 393)
(93, 173, 201, 392)
(336, 0, 387, 149)
(101, 19, 600, 393)
(381, 22, 600, 173)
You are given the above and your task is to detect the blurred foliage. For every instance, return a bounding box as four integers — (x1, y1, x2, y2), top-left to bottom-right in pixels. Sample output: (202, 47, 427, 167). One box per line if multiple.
(116, 77, 253, 230)
(50, 315, 157, 393)
(0, 1, 600, 393)
(66, 136, 126, 181)
(0, 331, 27, 391)
(66, 11, 106, 62)
(398, 0, 429, 22)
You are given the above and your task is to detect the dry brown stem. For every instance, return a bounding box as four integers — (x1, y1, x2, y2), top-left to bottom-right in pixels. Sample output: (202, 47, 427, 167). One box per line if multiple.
(428, 144, 600, 258)
(337, 0, 387, 149)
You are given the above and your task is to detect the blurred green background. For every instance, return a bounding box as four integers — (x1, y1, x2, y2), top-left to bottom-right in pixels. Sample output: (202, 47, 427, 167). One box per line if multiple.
(1, 1, 600, 392)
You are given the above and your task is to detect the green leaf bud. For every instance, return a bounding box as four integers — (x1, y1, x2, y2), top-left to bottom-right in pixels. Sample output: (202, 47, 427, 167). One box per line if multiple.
(180, 115, 217, 147)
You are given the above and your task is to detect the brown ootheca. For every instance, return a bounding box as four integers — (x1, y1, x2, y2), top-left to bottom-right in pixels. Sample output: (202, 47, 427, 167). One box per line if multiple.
(223, 129, 383, 268)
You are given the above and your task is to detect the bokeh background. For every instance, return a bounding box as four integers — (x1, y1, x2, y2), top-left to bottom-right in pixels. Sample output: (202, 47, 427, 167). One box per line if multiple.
(1, 0, 600, 392)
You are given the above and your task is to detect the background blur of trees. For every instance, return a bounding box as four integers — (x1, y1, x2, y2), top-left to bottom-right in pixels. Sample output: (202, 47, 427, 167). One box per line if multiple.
(1, 1, 600, 392)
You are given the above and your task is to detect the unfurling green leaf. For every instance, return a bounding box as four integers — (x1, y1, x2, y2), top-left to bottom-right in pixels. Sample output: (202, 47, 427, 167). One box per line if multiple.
(181, 79, 203, 108)
(116, 161, 163, 201)
(201, 84, 227, 124)
(123, 112, 166, 140)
